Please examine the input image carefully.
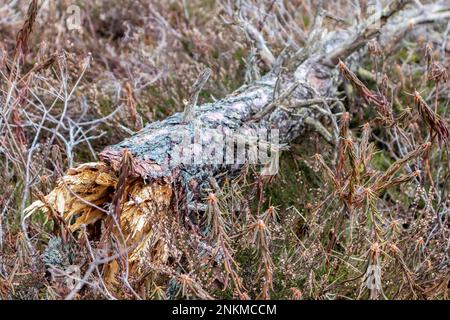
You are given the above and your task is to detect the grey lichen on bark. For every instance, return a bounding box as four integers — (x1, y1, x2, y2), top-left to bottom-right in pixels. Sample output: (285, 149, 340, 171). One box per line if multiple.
(95, 3, 450, 219)
(98, 1, 450, 202)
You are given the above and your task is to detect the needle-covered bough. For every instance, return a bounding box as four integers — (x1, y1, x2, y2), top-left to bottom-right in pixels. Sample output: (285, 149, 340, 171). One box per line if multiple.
(24, 0, 450, 293)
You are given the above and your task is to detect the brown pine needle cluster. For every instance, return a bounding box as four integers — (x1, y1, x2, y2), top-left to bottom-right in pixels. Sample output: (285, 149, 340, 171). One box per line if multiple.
(338, 60, 394, 125)
(414, 91, 449, 146)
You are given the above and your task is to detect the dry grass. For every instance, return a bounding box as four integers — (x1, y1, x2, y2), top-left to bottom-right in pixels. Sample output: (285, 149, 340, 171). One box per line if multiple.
(0, 0, 449, 300)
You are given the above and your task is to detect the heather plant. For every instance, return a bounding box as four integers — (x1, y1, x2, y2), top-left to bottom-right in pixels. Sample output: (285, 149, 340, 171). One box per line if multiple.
(0, 0, 449, 300)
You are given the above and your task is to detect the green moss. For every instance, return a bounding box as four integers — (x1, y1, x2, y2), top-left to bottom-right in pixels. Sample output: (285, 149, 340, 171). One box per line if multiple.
(265, 153, 319, 211)
(30, 209, 54, 235)
(212, 49, 220, 60)
(198, 90, 213, 102)
(181, 39, 195, 56)
(147, 85, 179, 118)
(397, 47, 409, 61)
(371, 150, 392, 171)
(303, 16, 311, 28)
(232, 48, 246, 63)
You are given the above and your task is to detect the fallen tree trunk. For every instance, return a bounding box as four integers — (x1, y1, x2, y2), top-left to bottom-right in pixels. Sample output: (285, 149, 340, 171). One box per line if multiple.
(25, 0, 450, 296)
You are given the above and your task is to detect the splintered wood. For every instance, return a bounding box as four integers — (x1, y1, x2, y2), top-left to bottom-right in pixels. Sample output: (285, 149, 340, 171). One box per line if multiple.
(25, 162, 176, 285)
